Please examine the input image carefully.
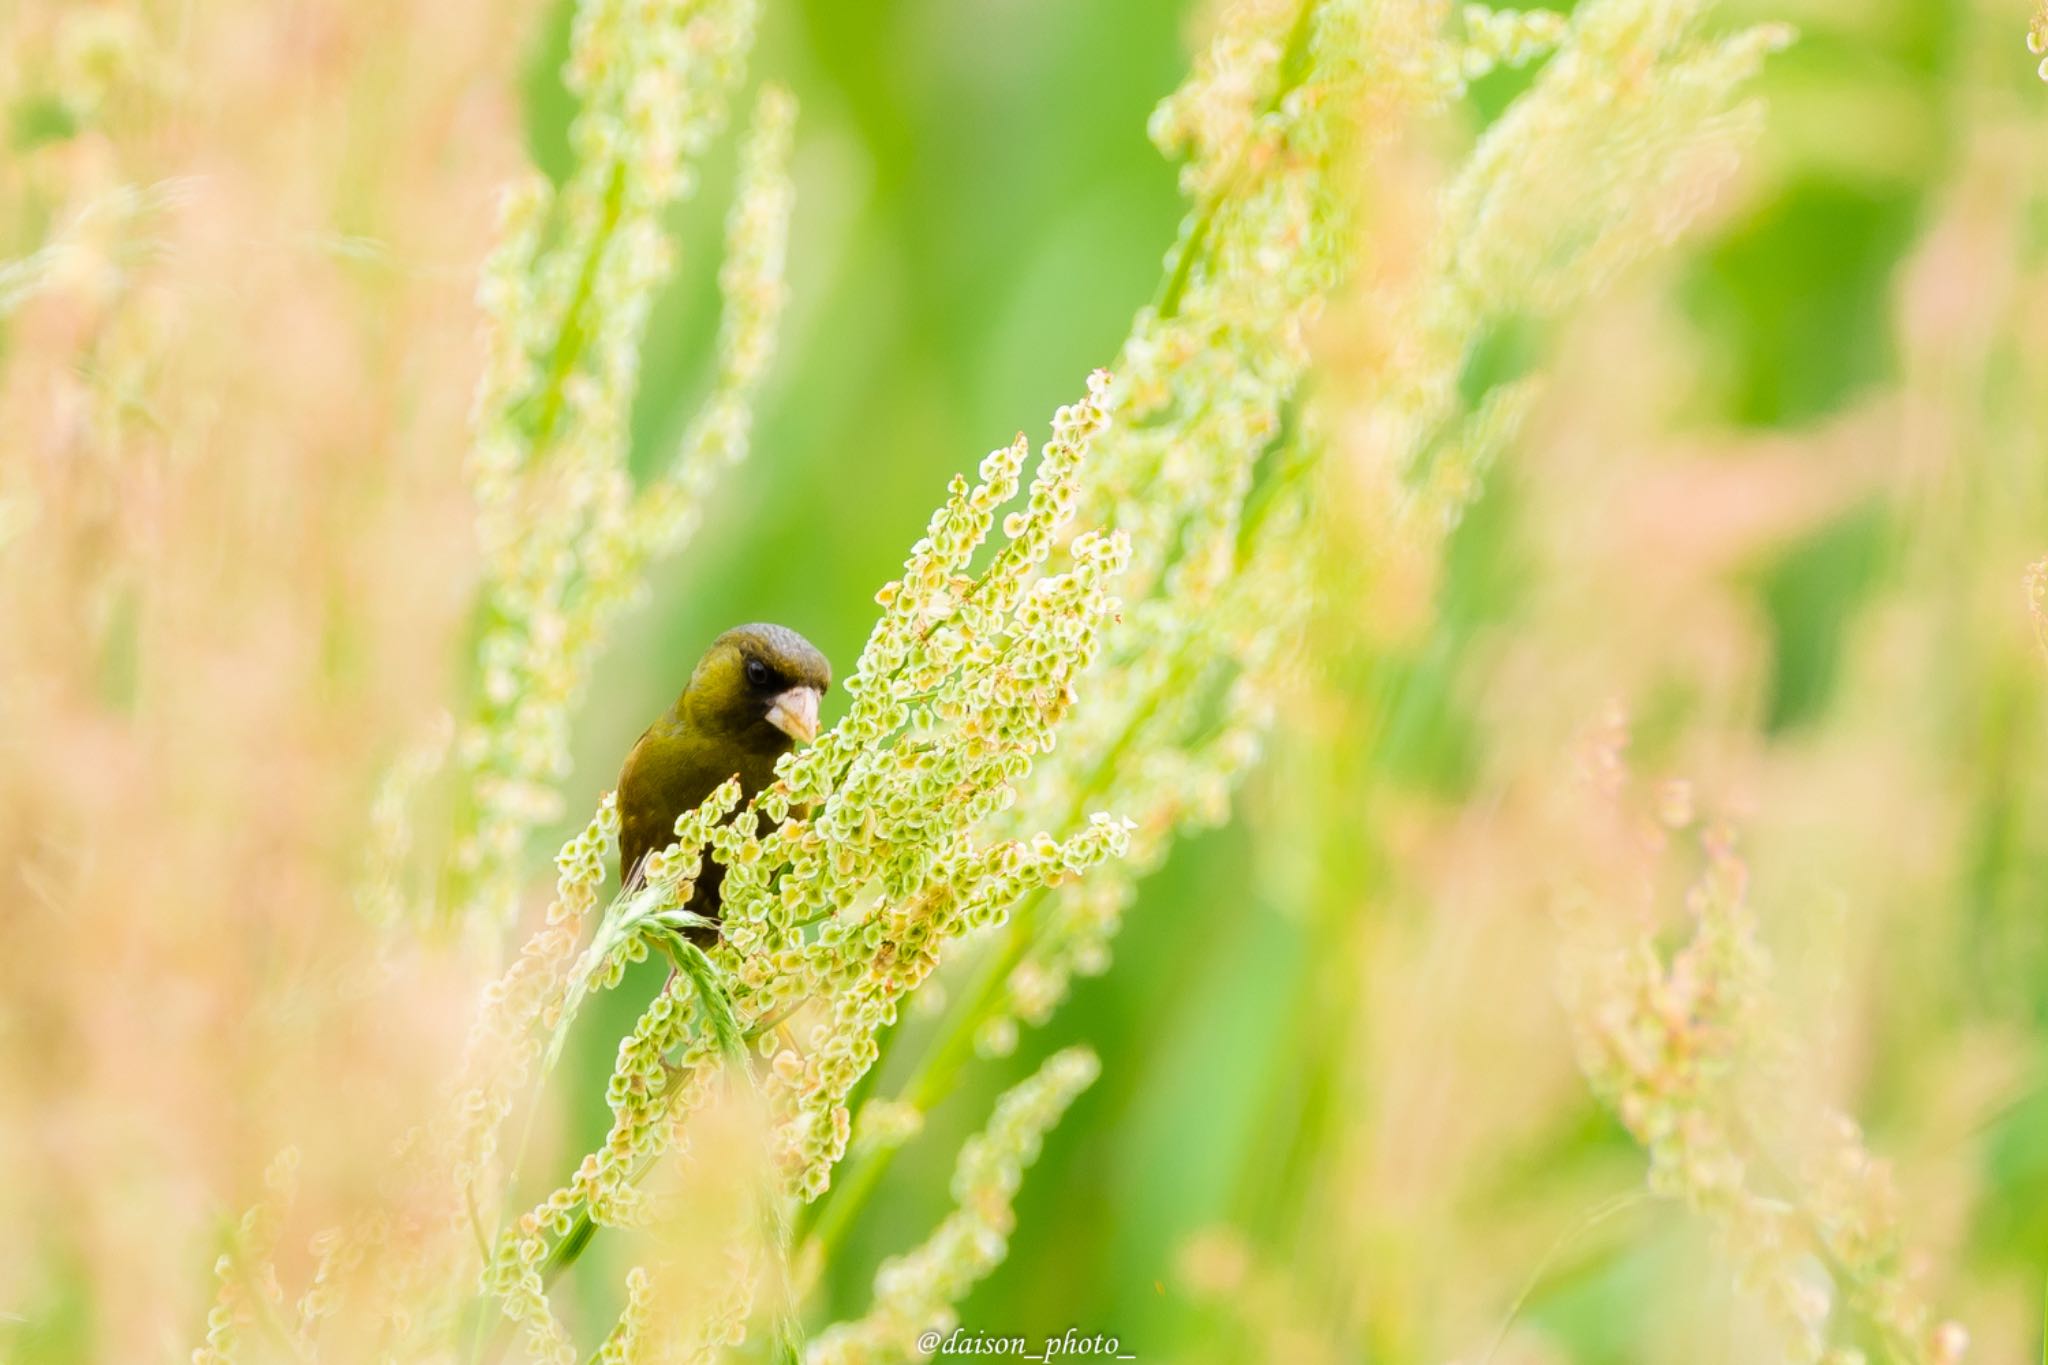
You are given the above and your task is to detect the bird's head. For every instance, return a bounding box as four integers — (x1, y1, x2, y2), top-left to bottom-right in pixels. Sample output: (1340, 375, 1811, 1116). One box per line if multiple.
(682, 622, 832, 751)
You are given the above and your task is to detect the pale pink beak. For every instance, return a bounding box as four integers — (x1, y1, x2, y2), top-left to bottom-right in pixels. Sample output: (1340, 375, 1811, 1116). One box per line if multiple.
(766, 685, 821, 744)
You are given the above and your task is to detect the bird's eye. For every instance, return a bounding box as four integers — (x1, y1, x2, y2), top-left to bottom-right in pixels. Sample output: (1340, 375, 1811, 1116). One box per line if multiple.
(744, 658, 771, 687)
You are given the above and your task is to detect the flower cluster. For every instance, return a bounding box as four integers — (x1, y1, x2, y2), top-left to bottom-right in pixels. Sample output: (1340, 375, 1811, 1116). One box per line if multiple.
(1443, 5, 1570, 95)
(634, 370, 1126, 1193)
(443, 0, 792, 929)
(808, 1047, 1100, 1365)
(1562, 719, 1966, 1365)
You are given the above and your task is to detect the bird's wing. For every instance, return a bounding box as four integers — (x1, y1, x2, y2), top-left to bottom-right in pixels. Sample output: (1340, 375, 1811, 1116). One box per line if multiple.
(616, 727, 662, 889)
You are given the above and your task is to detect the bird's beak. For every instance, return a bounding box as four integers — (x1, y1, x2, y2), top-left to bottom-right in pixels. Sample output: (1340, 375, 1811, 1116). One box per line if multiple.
(766, 685, 822, 744)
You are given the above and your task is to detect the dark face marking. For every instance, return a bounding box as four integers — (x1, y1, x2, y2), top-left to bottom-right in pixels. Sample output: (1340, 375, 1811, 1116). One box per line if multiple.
(685, 624, 832, 747)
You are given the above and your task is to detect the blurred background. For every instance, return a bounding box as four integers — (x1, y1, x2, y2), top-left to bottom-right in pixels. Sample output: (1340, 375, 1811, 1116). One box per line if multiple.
(4, 0, 2048, 1360)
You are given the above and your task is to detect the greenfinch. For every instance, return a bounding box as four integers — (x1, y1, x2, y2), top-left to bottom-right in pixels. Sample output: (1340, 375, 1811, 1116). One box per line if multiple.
(616, 623, 830, 930)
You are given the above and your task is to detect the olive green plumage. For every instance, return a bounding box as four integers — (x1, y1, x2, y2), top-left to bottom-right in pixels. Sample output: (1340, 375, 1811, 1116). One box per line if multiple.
(617, 623, 831, 931)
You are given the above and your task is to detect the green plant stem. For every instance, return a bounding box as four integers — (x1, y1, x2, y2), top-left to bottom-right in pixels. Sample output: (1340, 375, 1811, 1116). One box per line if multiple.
(1479, 1192, 1648, 1363)
(670, 934, 808, 1360)
(1152, 201, 1217, 322)
(538, 934, 744, 1291)
(529, 157, 630, 455)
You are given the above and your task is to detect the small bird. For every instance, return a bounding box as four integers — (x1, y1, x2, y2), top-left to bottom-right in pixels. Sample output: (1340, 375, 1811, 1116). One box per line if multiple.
(616, 623, 831, 931)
